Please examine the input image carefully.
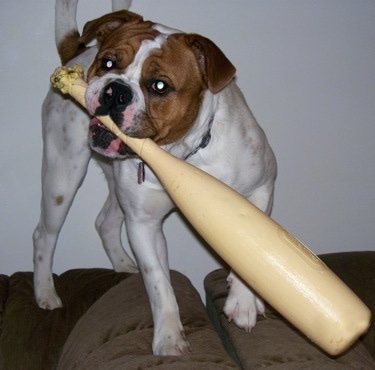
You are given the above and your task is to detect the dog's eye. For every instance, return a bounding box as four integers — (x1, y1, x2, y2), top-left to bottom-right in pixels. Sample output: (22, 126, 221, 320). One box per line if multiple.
(150, 80, 170, 94)
(101, 58, 116, 70)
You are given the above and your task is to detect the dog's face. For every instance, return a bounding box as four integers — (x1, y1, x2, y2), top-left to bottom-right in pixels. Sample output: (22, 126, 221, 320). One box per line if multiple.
(82, 11, 236, 158)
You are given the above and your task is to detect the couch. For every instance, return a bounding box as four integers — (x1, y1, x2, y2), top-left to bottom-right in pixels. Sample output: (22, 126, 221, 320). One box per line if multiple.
(0, 251, 374, 369)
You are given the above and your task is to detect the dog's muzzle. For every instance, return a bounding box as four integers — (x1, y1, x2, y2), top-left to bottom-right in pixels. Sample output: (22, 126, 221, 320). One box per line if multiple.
(88, 79, 134, 158)
(95, 80, 134, 122)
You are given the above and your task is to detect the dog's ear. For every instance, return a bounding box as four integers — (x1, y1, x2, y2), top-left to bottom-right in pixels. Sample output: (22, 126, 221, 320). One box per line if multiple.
(184, 34, 236, 93)
(80, 10, 143, 45)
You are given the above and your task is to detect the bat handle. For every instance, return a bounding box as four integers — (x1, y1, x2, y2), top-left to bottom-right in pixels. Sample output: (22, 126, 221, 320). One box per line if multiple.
(50, 65, 151, 156)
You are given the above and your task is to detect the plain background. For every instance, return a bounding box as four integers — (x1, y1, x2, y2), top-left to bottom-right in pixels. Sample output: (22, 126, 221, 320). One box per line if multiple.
(1, 0, 374, 298)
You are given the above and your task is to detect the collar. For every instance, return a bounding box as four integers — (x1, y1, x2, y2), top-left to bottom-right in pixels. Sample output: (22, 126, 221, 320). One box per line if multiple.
(137, 114, 214, 184)
(184, 114, 214, 160)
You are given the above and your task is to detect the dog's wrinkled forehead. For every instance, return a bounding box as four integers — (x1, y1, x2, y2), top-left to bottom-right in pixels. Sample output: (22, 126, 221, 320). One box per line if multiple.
(87, 19, 164, 79)
(83, 10, 236, 93)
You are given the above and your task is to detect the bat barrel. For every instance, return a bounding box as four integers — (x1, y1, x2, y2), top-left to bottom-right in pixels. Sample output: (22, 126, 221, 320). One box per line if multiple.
(137, 139, 371, 356)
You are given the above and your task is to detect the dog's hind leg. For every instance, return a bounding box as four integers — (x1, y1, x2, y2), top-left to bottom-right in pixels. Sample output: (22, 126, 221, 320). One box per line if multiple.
(95, 159, 138, 273)
(33, 91, 91, 309)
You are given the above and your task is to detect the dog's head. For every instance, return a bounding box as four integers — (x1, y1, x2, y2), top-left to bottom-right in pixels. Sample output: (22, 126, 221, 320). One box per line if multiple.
(81, 10, 236, 158)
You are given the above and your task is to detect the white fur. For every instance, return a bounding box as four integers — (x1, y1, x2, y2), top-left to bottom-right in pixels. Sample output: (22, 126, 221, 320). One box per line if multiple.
(33, 0, 277, 356)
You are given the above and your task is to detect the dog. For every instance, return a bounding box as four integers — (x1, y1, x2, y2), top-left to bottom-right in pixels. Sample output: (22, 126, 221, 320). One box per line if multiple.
(33, 0, 277, 355)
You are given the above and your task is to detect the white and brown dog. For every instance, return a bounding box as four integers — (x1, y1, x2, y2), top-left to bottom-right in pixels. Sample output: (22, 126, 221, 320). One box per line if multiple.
(33, 0, 277, 355)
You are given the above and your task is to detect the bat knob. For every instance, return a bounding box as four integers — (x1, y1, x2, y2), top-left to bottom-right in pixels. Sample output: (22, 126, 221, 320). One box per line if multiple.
(50, 65, 84, 94)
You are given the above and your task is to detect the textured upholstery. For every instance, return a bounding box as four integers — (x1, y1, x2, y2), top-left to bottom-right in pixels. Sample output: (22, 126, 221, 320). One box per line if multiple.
(205, 251, 375, 369)
(0, 269, 236, 369)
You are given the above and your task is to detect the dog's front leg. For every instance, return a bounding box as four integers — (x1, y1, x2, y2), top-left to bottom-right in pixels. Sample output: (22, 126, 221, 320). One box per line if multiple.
(126, 219, 191, 356)
(95, 160, 138, 273)
(223, 184, 274, 331)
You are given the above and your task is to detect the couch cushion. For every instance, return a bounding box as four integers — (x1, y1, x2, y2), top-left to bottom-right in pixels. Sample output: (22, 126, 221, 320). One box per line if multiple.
(0, 274, 9, 330)
(0, 269, 131, 370)
(57, 270, 238, 369)
(204, 251, 375, 369)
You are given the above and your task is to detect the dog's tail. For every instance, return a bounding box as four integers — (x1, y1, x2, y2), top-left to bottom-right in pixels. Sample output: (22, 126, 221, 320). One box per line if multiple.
(55, 0, 133, 65)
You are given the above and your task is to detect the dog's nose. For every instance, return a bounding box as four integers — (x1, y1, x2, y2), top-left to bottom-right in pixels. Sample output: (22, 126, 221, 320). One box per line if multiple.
(96, 80, 133, 117)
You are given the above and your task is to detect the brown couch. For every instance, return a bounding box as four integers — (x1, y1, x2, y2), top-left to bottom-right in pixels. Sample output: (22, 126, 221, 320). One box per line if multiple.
(1, 251, 374, 369)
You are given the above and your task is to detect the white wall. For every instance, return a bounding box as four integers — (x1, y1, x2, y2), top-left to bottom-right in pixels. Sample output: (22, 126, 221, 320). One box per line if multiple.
(1, 0, 374, 299)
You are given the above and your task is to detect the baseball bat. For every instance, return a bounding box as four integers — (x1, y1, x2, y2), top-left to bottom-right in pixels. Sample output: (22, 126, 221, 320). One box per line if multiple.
(50, 65, 371, 356)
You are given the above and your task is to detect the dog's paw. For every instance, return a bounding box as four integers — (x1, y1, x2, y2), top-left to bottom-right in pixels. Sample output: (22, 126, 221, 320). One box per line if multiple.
(153, 329, 191, 356)
(223, 274, 265, 332)
(36, 288, 63, 310)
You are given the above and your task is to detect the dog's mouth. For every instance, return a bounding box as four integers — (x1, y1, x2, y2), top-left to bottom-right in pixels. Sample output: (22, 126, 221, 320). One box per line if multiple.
(89, 117, 133, 158)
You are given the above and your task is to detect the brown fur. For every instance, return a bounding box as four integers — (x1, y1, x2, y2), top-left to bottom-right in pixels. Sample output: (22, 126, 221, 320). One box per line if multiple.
(86, 20, 160, 79)
(57, 30, 85, 65)
(83, 11, 235, 146)
(80, 10, 143, 46)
